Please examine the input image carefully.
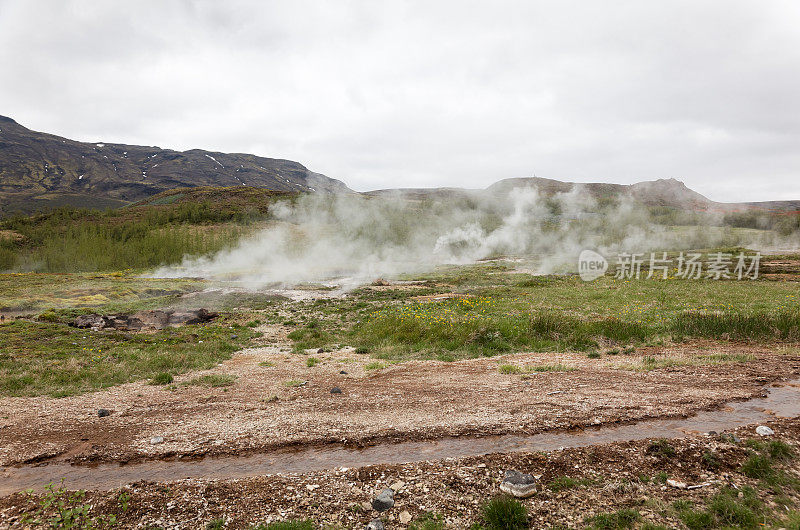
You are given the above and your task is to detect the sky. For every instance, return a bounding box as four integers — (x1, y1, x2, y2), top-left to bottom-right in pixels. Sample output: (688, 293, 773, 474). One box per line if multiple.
(1, 1, 799, 202)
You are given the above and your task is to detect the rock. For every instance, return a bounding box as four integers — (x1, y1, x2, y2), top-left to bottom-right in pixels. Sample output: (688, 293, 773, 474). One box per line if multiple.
(499, 469, 539, 498)
(75, 309, 217, 332)
(317, 348, 324, 353)
(330, 387, 343, 394)
(372, 488, 395, 511)
(150, 436, 164, 445)
(366, 520, 384, 530)
(73, 314, 109, 330)
(340, 370, 348, 375)
(667, 479, 710, 490)
(97, 409, 111, 418)
(390, 480, 405, 491)
(720, 433, 741, 444)
(756, 426, 775, 436)
(399, 511, 412, 524)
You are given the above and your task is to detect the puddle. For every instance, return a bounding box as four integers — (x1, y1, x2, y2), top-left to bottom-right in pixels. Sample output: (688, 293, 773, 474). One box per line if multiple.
(2, 381, 799, 495)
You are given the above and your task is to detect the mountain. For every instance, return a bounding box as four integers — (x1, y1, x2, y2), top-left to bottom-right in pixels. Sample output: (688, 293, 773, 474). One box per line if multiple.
(486, 176, 799, 212)
(0, 116, 351, 215)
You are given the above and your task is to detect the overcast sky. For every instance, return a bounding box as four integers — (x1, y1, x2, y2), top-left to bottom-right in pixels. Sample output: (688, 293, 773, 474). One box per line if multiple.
(1, 1, 799, 201)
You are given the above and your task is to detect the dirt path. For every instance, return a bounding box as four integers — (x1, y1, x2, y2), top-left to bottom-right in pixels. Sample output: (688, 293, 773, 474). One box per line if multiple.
(0, 338, 797, 467)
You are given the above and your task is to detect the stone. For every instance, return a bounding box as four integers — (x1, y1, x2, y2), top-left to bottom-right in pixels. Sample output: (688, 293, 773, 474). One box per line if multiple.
(756, 425, 775, 436)
(499, 469, 540, 498)
(73, 314, 109, 330)
(720, 433, 741, 444)
(399, 511, 412, 524)
(331, 387, 343, 394)
(366, 520, 384, 530)
(97, 409, 111, 418)
(372, 488, 394, 511)
(340, 370, 348, 375)
(150, 436, 164, 445)
(390, 480, 405, 491)
(74, 309, 217, 332)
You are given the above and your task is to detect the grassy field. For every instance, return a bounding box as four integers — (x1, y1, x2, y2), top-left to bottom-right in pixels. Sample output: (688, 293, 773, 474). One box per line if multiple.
(0, 187, 292, 272)
(2, 256, 797, 398)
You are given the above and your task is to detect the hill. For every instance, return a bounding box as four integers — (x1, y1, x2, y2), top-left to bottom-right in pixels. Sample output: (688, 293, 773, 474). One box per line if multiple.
(0, 115, 350, 215)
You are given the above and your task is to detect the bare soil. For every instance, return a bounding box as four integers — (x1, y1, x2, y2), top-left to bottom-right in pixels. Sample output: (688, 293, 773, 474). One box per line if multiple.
(2, 417, 799, 528)
(0, 332, 797, 467)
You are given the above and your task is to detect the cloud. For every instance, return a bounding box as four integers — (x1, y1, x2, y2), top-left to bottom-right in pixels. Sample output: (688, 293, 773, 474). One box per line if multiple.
(1, 0, 799, 201)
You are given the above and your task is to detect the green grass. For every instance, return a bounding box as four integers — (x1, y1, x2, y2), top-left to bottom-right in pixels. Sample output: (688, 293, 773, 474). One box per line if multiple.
(344, 270, 800, 360)
(584, 508, 640, 529)
(0, 320, 254, 397)
(186, 374, 237, 388)
(306, 357, 320, 367)
(149, 372, 173, 385)
(365, 361, 387, 371)
(547, 476, 594, 492)
(481, 496, 528, 530)
(409, 512, 445, 530)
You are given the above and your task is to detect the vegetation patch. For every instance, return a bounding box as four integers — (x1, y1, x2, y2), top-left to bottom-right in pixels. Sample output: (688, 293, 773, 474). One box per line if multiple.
(0, 319, 254, 397)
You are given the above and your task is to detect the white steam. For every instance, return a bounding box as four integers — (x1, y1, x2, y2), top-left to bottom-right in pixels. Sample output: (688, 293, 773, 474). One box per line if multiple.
(150, 186, 797, 287)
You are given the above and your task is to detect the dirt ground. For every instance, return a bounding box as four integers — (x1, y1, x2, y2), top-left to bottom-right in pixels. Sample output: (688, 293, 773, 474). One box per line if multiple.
(2, 417, 800, 528)
(0, 327, 797, 468)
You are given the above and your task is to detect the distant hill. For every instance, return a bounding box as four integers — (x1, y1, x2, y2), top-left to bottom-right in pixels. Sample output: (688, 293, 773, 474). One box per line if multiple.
(371, 177, 800, 212)
(0, 115, 351, 215)
(1, 115, 797, 216)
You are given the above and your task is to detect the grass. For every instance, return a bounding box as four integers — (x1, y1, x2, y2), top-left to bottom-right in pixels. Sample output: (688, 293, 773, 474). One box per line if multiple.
(149, 372, 173, 385)
(345, 268, 800, 360)
(584, 508, 640, 529)
(365, 361, 387, 371)
(547, 476, 594, 492)
(186, 374, 237, 388)
(306, 357, 320, 367)
(0, 319, 255, 397)
(647, 439, 677, 458)
(481, 496, 528, 529)
(409, 512, 445, 530)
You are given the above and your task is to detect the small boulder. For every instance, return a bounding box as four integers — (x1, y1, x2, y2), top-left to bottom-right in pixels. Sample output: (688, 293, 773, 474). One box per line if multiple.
(97, 409, 111, 418)
(499, 469, 539, 498)
(719, 433, 741, 444)
(756, 425, 775, 436)
(399, 511, 412, 524)
(371, 488, 394, 511)
(330, 387, 343, 394)
(366, 520, 384, 530)
(73, 314, 108, 330)
(150, 436, 164, 445)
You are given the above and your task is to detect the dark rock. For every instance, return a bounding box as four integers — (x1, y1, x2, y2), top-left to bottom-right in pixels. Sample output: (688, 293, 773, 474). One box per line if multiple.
(73, 309, 218, 332)
(366, 520, 384, 530)
(73, 314, 109, 330)
(317, 348, 324, 353)
(330, 387, 343, 394)
(339, 370, 348, 375)
(97, 409, 111, 418)
(500, 469, 539, 498)
(371, 488, 394, 511)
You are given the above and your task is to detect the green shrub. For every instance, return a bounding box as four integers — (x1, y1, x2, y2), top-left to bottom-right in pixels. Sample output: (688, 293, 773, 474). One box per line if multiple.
(482, 496, 528, 529)
(149, 372, 174, 385)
